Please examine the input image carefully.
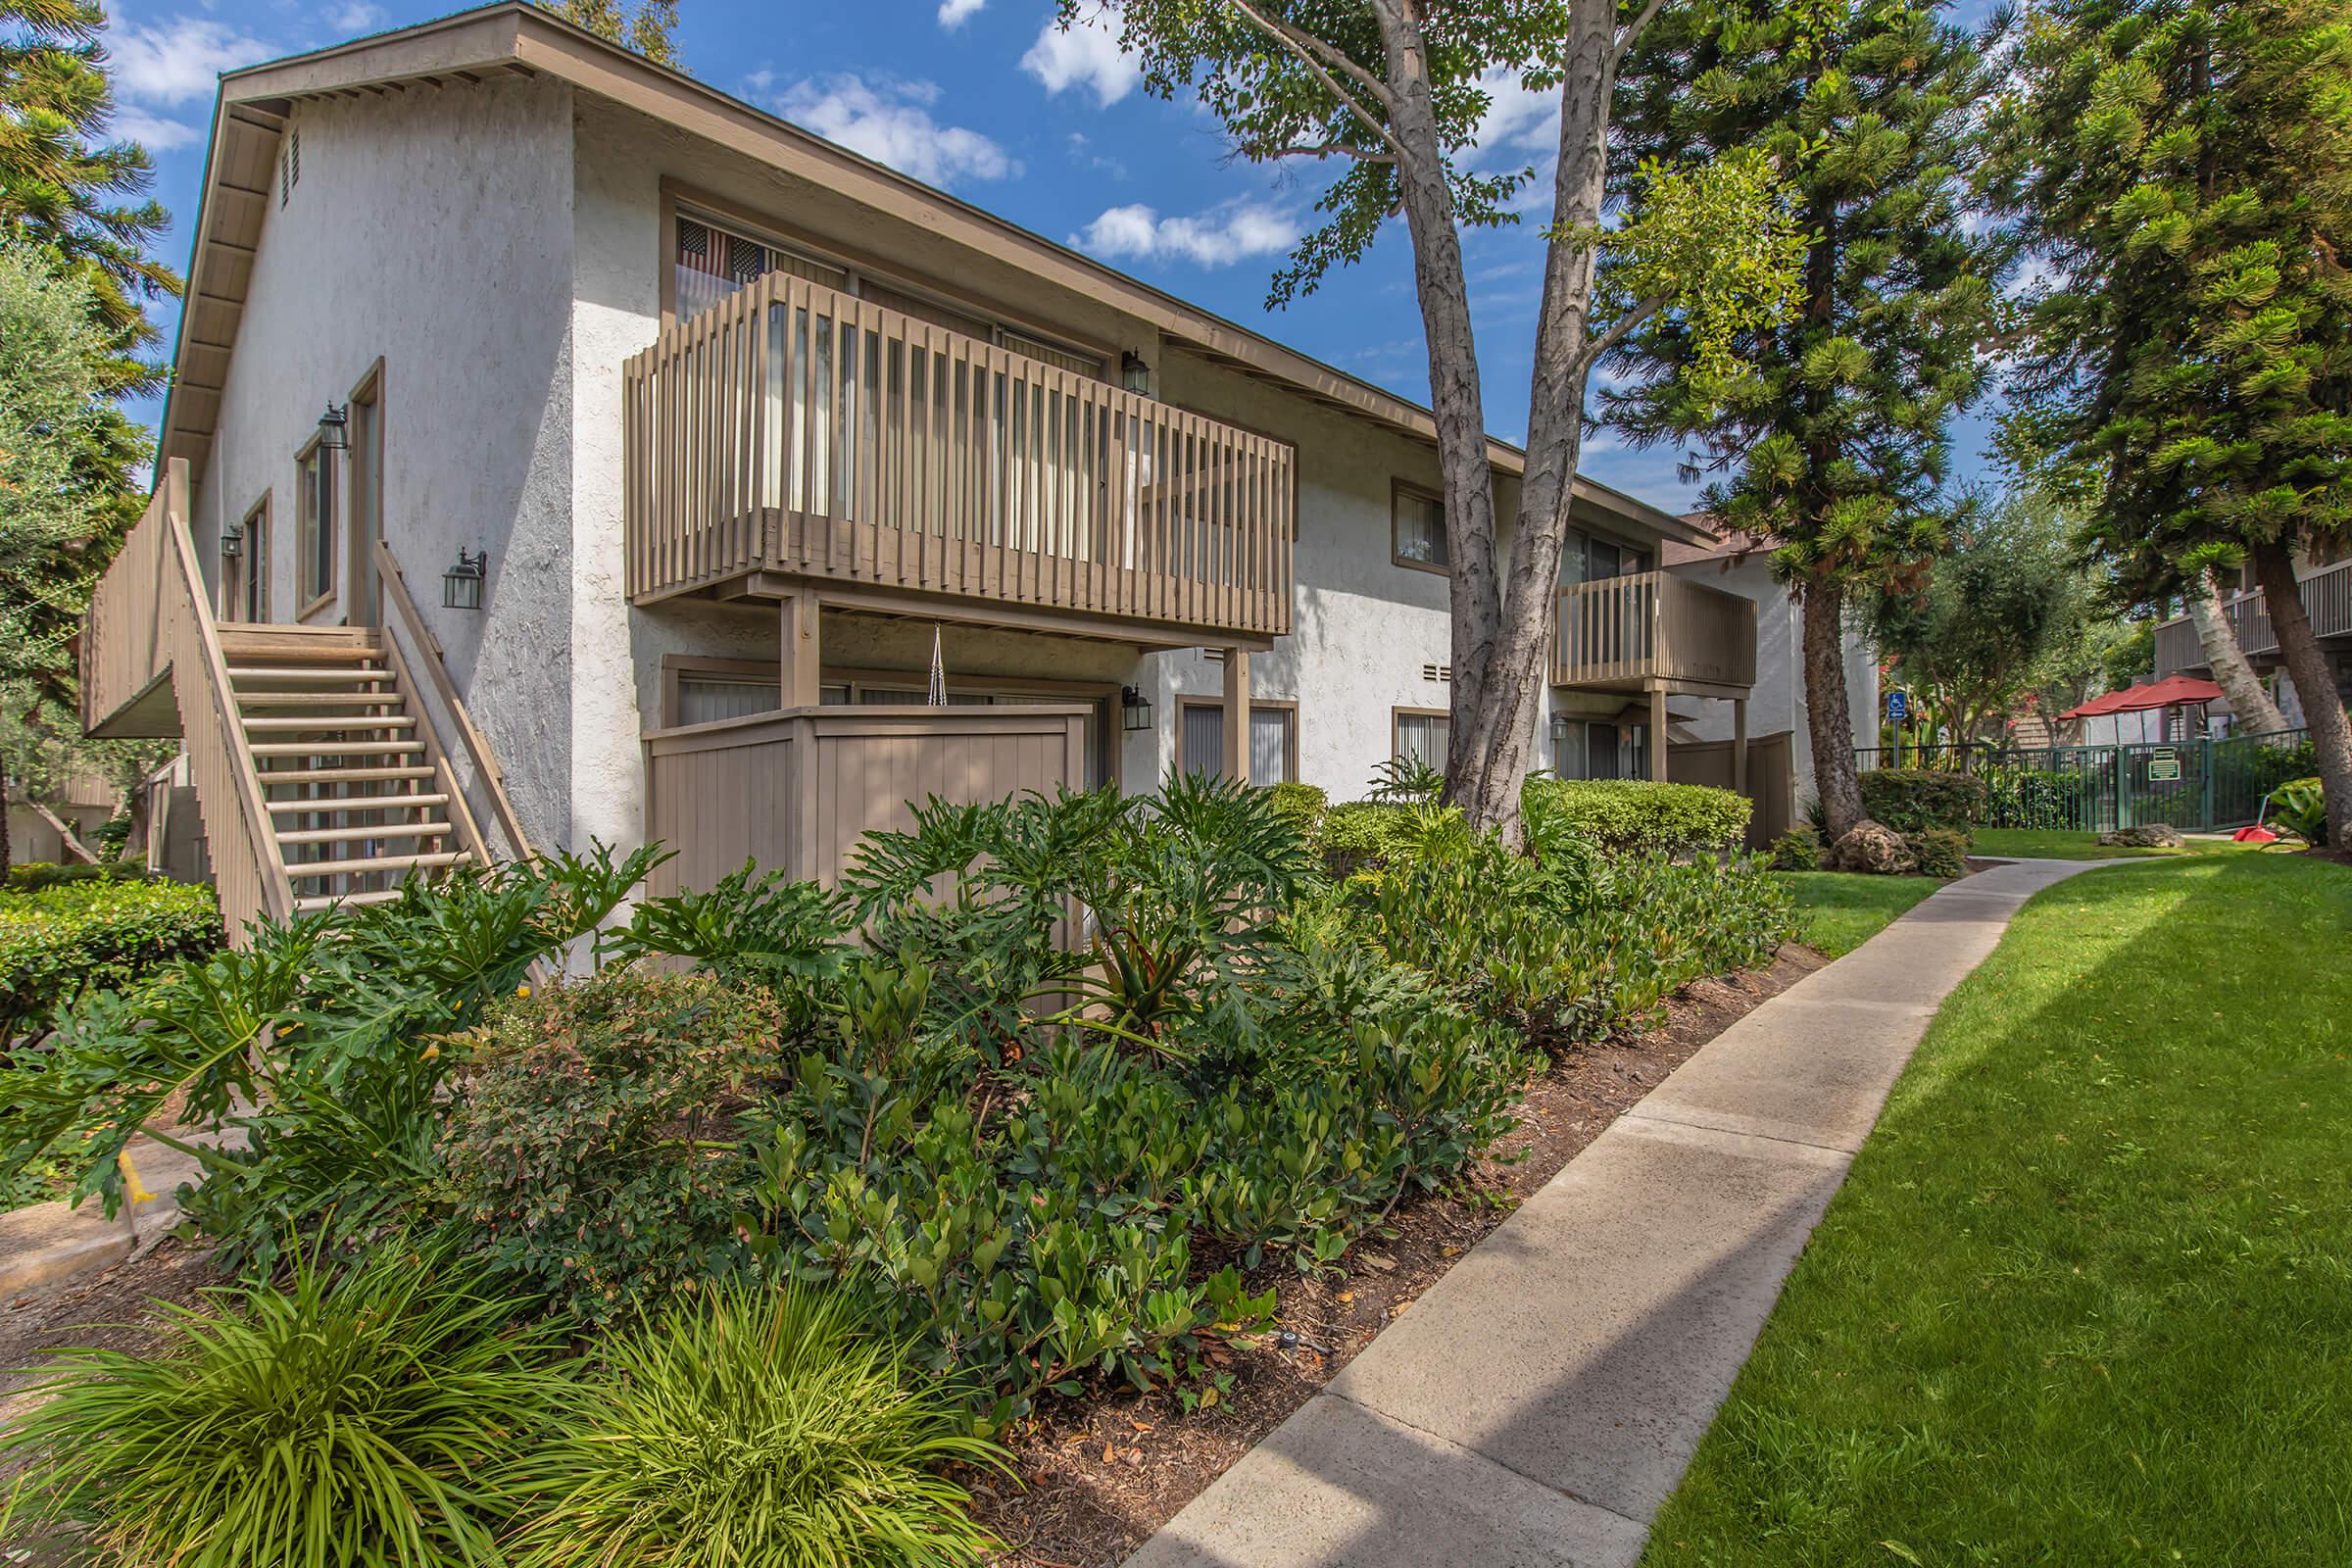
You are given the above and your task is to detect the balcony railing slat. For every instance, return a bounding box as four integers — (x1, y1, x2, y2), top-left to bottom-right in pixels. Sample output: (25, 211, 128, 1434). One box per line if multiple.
(1553, 569, 1758, 690)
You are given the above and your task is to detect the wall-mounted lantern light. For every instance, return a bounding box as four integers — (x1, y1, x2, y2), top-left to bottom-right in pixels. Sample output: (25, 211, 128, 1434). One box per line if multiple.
(317, 402, 350, 453)
(443, 547, 488, 611)
(219, 529, 242, 559)
(1121, 685, 1153, 732)
(1120, 351, 1152, 399)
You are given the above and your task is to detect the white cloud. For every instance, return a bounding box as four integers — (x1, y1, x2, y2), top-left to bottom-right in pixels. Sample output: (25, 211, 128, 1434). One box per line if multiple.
(938, 0, 986, 25)
(330, 2, 388, 32)
(1469, 67, 1558, 166)
(113, 106, 204, 151)
(1069, 201, 1298, 268)
(1022, 7, 1137, 108)
(771, 74, 1017, 187)
(110, 15, 274, 108)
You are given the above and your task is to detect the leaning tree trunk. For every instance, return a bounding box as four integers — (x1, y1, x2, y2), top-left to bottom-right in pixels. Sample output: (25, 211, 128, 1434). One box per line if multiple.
(1803, 580, 1871, 839)
(2251, 541, 2352, 848)
(0, 764, 12, 877)
(2186, 569, 2289, 735)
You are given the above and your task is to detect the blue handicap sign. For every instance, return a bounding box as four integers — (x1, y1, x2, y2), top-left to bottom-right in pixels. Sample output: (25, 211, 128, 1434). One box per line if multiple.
(1886, 690, 1909, 722)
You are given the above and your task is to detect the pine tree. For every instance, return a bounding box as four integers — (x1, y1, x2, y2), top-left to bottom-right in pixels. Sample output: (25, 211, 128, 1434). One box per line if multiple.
(1984, 0, 2352, 847)
(1602, 1, 2002, 842)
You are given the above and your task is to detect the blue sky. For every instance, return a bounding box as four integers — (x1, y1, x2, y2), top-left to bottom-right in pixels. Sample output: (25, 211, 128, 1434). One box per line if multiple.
(107, 0, 2003, 513)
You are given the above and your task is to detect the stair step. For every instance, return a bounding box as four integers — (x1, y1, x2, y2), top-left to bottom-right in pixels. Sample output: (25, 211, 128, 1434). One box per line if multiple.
(227, 665, 391, 684)
(249, 740, 424, 758)
(284, 850, 469, 879)
(238, 691, 405, 709)
(275, 821, 456, 847)
(244, 713, 417, 732)
(257, 764, 437, 786)
(265, 791, 448, 814)
(294, 889, 411, 912)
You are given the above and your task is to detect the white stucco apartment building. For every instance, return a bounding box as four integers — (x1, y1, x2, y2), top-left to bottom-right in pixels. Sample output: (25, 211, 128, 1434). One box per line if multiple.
(83, 5, 1786, 931)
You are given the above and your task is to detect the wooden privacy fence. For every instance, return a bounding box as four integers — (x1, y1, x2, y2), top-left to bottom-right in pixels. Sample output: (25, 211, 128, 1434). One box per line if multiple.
(1554, 570, 1758, 690)
(643, 704, 1091, 894)
(81, 460, 292, 938)
(624, 271, 1297, 639)
(1668, 731, 1793, 850)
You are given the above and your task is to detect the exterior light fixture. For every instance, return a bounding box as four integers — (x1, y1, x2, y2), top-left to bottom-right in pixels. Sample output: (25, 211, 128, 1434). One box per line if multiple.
(1120, 685, 1153, 732)
(219, 529, 242, 559)
(443, 547, 487, 610)
(317, 402, 350, 453)
(1120, 350, 1152, 398)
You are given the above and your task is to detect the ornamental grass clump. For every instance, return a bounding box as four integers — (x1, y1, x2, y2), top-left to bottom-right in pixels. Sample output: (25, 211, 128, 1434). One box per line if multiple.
(503, 1282, 1009, 1568)
(1, 1240, 563, 1568)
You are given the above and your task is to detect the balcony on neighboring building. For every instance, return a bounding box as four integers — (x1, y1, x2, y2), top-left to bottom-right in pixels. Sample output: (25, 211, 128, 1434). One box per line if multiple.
(622, 272, 1297, 647)
(2153, 559, 2352, 680)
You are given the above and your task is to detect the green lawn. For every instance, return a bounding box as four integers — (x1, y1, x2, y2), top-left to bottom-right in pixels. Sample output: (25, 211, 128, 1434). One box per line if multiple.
(1645, 856, 2352, 1565)
(1774, 871, 1942, 957)
(1971, 826, 2255, 860)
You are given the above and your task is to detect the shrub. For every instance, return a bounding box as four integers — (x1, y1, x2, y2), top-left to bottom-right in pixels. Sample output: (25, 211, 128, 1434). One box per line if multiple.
(503, 1283, 1006, 1568)
(1905, 827, 1972, 879)
(1858, 768, 1987, 831)
(1312, 799, 1420, 877)
(437, 969, 789, 1328)
(1522, 777, 1752, 858)
(1768, 826, 1825, 870)
(1266, 779, 1328, 837)
(1982, 764, 2087, 831)
(1, 1239, 563, 1568)
(3, 860, 152, 893)
(2268, 777, 2328, 847)
(0, 877, 219, 1048)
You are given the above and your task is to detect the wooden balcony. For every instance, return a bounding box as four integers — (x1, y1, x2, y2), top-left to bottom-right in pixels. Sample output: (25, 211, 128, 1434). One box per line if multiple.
(1553, 570, 1757, 696)
(2153, 559, 2352, 679)
(623, 273, 1296, 645)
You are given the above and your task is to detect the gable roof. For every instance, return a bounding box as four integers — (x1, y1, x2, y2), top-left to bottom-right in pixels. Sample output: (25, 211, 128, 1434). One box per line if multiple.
(162, 2, 1696, 542)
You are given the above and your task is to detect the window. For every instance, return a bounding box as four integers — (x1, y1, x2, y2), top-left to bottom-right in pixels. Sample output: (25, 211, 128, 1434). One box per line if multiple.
(1394, 484, 1447, 572)
(1550, 716, 1650, 780)
(296, 443, 334, 612)
(1395, 710, 1449, 774)
(238, 498, 269, 621)
(1557, 528, 1651, 586)
(1179, 701, 1297, 782)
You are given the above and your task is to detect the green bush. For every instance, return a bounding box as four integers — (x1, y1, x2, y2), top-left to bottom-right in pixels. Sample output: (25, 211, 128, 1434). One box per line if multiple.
(1859, 768, 1987, 831)
(1266, 779, 1329, 837)
(1905, 827, 1972, 879)
(2268, 777, 2328, 847)
(503, 1283, 1007, 1568)
(1, 1239, 563, 1568)
(0, 877, 219, 1048)
(437, 970, 788, 1328)
(3, 860, 152, 893)
(1769, 825, 1825, 871)
(1313, 799, 1420, 877)
(1522, 777, 1753, 858)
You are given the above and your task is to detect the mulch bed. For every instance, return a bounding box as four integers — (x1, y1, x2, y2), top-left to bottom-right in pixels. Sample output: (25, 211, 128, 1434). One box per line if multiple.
(0, 948, 1829, 1568)
(973, 944, 1827, 1568)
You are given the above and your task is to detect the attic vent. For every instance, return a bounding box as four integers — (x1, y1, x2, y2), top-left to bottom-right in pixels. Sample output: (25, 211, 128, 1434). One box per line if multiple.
(1421, 662, 1453, 683)
(280, 128, 300, 206)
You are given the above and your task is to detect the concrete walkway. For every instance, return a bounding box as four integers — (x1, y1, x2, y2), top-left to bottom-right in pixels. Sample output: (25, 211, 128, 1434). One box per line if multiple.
(1128, 858, 2104, 1568)
(0, 1134, 218, 1300)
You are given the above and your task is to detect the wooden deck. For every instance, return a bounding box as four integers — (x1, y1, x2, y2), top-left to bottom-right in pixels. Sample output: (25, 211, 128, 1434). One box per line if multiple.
(1553, 570, 1758, 696)
(623, 272, 1296, 644)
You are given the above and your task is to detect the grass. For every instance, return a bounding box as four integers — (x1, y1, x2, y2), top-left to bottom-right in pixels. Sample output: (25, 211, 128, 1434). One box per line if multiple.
(1643, 855, 2352, 1565)
(1773, 871, 1942, 957)
(1971, 826, 2257, 860)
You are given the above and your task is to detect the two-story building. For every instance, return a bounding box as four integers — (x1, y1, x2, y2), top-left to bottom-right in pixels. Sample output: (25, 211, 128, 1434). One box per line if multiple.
(2151, 552, 2352, 731)
(82, 3, 1763, 939)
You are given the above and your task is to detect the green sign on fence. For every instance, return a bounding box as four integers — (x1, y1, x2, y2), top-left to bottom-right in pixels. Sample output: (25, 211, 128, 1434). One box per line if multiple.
(2147, 748, 2181, 783)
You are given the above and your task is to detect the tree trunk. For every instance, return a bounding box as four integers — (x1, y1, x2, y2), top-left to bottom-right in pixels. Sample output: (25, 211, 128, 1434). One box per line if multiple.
(1443, 0, 1622, 844)
(1803, 580, 1870, 838)
(2251, 540, 2352, 848)
(2185, 569, 2288, 735)
(0, 763, 12, 877)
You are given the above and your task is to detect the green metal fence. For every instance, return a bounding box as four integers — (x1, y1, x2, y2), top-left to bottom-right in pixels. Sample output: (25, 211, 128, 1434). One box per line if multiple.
(1857, 730, 2316, 834)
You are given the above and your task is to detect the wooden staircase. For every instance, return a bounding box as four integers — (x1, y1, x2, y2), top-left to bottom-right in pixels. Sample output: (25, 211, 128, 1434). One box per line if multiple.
(216, 624, 474, 911)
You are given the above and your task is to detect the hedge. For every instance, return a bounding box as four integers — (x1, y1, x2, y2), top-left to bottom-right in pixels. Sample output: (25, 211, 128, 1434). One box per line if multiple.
(1522, 778, 1751, 857)
(0, 879, 221, 1049)
(1858, 769, 1986, 832)
(4, 861, 153, 894)
(1266, 780, 1329, 838)
(1314, 800, 1420, 877)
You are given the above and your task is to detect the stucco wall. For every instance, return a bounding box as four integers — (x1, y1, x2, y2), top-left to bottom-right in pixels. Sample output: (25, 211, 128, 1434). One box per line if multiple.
(189, 74, 579, 846)
(1667, 554, 1880, 808)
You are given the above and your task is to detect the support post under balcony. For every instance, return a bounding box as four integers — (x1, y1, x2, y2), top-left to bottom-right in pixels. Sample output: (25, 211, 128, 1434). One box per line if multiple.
(1223, 648, 1251, 784)
(780, 592, 821, 708)
(1734, 698, 1748, 794)
(1647, 682, 1668, 783)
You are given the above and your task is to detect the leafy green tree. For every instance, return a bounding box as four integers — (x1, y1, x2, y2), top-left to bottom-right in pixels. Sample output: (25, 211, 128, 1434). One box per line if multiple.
(1874, 493, 2095, 759)
(1602, 1, 2003, 839)
(538, 0, 681, 67)
(1984, 0, 2352, 845)
(1066, 0, 1811, 840)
